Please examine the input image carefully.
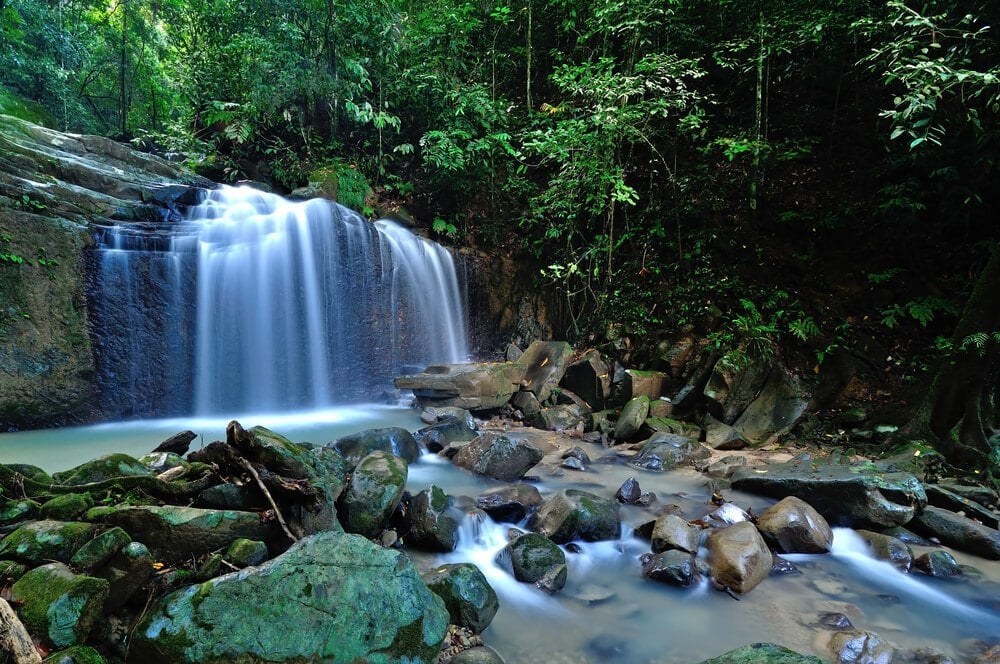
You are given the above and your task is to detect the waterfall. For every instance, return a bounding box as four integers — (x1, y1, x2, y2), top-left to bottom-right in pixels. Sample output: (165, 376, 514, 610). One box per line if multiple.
(92, 185, 468, 418)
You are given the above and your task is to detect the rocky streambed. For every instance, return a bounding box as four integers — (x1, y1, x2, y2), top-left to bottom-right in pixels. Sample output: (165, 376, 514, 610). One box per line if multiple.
(2, 400, 1000, 663)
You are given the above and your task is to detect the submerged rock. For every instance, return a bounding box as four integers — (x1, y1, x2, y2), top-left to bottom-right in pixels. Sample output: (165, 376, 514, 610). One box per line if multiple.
(731, 461, 926, 528)
(422, 563, 499, 634)
(131, 532, 448, 663)
(10, 563, 108, 649)
(913, 550, 962, 578)
(452, 432, 544, 481)
(529, 489, 620, 544)
(707, 522, 773, 594)
(828, 630, 894, 664)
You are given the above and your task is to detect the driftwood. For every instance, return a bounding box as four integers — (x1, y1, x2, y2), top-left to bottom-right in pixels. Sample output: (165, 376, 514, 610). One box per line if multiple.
(0, 598, 43, 664)
(0, 464, 217, 502)
(151, 430, 198, 456)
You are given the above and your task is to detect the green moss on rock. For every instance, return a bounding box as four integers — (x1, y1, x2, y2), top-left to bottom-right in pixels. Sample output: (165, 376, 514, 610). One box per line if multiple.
(43, 644, 109, 664)
(10, 562, 109, 648)
(53, 454, 152, 486)
(40, 493, 94, 520)
(69, 526, 131, 571)
(696, 642, 824, 663)
(0, 520, 98, 564)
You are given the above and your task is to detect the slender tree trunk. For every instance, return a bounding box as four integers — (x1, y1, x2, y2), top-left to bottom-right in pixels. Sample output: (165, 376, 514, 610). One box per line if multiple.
(750, 1, 765, 211)
(526, 0, 533, 112)
(901, 245, 1000, 467)
(119, 0, 128, 136)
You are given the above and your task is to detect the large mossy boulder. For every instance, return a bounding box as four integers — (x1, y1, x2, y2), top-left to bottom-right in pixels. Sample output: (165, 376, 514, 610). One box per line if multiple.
(908, 505, 1000, 560)
(69, 526, 131, 571)
(707, 522, 773, 594)
(500, 533, 567, 593)
(628, 433, 711, 472)
(130, 532, 449, 664)
(730, 461, 926, 529)
(86, 505, 275, 563)
(528, 489, 620, 544)
(53, 454, 152, 485)
(0, 520, 97, 564)
(10, 563, 108, 649)
(452, 432, 543, 481)
(406, 485, 463, 552)
(756, 497, 833, 554)
(39, 494, 94, 521)
(696, 642, 825, 663)
(329, 426, 421, 467)
(422, 563, 499, 634)
(338, 450, 407, 538)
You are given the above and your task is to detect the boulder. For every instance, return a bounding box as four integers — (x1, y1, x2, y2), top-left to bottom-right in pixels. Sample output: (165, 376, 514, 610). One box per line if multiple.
(224, 538, 269, 568)
(329, 426, 421, 466)
(642, 416, 703, 440)
(732, 370, 809, 444)
(195, 483, 265, 511)
(529, 489, 620, 543)
(339, 451, 408, 538)
(614, 477, 642, 504)
(450, 646, 506, 664)
(703, 414, 750, 450)
(87, 505, 275, 562)
(629, 433, 711, 472)
(828, 630, 894, 664)
(130, 532, 448, 663)
(395, 362, 525, 410)
(95, 541, 154, 611)
(694, 503, 753, 529)
(452, 432, 544, 481)
(908, 506, 1000, 560)
(475, 484, 543, 522)
(406, 485, 463, 552)
(422, 563, 499, 634)
(756, 496, 833, 554)
(421, 406, 476, 428)
(651, 514, 700, 554)
(700, 454, 749, 479)
(560, 349, 611, 410)
(614, 396, 650, 441)
(856, 531, 913, 571)
(696, 642, 825, 663)
(0, 597, 41, 664)
(641, 550, 697, 587)
(53, 454, 151, 485)
(0, 520, 97, 564)
(731, 461, 926, 529)
(707, 522, 773, 594)
(417, 417, 477, 453)
(0, 499, 39, 526)
(69, 526, 131, 571)
(913, 550, 962, 578)
(516, 340, 574, 402)
(10, 563, 108, 649)
(38, 494, 93, 521)
(511, 390, 542, 418)
(500, 533, 567, 593)
(533, 404, 591, 432)
(703, 352, 772, 424)
(925, 483, 998, 528)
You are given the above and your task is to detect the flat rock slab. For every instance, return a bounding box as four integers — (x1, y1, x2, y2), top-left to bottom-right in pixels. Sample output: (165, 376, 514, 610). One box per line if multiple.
(731, 461, 926, 529)
(909, 505, 1000, 560)
(396, 363, 525, 410)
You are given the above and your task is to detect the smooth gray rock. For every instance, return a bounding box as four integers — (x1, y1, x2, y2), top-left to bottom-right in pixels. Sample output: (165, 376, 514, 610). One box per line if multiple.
(909, 506, 1000, 560)
(452, 432, 544, 481)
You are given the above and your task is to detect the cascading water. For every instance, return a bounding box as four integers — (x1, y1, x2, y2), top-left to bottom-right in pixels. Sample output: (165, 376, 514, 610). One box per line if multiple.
(92, 185, 468, 418)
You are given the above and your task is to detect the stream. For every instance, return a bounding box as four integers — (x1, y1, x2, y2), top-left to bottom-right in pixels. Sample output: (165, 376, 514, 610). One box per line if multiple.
(2, 407, 999, 662)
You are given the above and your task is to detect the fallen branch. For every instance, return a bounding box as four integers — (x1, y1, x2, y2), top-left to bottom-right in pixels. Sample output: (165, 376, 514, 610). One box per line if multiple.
(239, 458, 298, 544)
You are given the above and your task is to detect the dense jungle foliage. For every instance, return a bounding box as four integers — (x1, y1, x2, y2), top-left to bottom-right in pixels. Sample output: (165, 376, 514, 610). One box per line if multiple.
(1, 0, 998, 467)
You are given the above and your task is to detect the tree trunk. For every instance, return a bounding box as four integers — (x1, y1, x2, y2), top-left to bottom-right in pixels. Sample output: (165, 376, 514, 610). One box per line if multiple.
(902, 245, 1000, 467)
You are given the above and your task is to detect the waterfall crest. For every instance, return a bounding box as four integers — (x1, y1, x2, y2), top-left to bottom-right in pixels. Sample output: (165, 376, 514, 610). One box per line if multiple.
(93, 185, 468, 418)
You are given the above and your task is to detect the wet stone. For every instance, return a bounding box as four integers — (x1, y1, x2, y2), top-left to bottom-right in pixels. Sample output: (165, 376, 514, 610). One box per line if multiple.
(615, 477, 641, 504)
(770, 556, 801, 576)
(818, 612, 854, 630)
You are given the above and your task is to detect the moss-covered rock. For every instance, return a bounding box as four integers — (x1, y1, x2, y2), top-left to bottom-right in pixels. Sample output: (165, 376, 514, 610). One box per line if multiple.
(96, 541, 154, 611)
(10, 562, 109, 648)
(39, 493, 94, 521)
(613, 396, 650, 441)
(696, 642, 824, 663)
(528, 489, 620, 544)
(329, 427, 422, 467)
(0, 559, 28, 581)
(87, 505, 276, 563)
(69, 526, 131, 571)
(0, 498, 40, 526)
(0, 520, 97, 564)
(43, 645, 108, 664)
(422, 563, 499, 634)
(130, 532, 448, 663)
(53, 454, 151, 486)
(223, 538, 268, 568)
(138, 452, 188, 473)
(339, 451, 408, 538)
(6, 464, 54, 484)
(500, 533, 567, 593)
(452, 432, 544, 482)
(406, 485, 463, 553)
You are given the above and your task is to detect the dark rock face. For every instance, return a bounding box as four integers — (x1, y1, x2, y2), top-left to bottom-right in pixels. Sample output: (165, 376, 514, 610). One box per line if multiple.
(475, 484, 543, 522)
(528, 489, 620, 544)
(731, 461, 926, 529)
(615, 477, 642, 504)
(642, 550, 698, 587)
(560, 349, 611, 410)
(452, 432, 544, 481)
(909, 506, 1000, 560)
(130, 532, 448, 664)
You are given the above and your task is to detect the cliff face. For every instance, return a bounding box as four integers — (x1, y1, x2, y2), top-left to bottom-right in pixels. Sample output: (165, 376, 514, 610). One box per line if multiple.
(0, 115, 209, 429)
